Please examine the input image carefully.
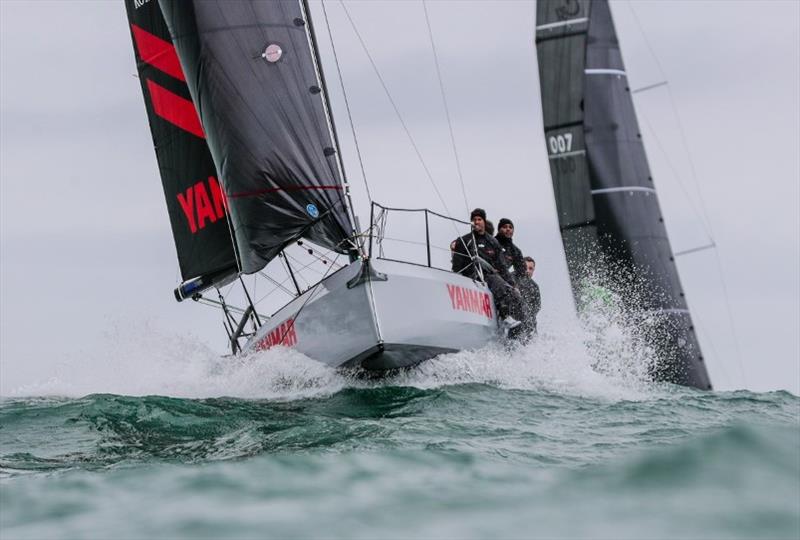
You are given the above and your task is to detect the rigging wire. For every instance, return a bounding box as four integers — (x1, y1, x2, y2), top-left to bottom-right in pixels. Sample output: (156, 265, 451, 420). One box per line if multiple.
(258, 270, 295, 296)
(252, 274, 256, 307)
(285, 252, 327, 277)
(337, 0, 455, 221)
(211, 244, 342, 315)
(674, 242, 716, 257)
(253, 246, 343, 306)
(268, 252, 344, 349)
(422, 0, 470, 216)
(238, 275, 261, 327)
(692, 316, 735, 390)
(638, 114, 714, 245)
(702, 249, 748, 386)
(626, 0, 747, 387)
(300, 0, 364, 256)
(284, 254, 313, 288)
(279, 252, 302, 295)
(320, 0, 373, 206)
(324, 2, 480, 273)
(195, 296, 249, 316)
(216, 251, 343, 353)
(295, 256, 314, 289)
(626, 1, 716, 237)
(296, 240, 344, 270)
(254, 275, 297, 306)
(380, 235, 455, 253)
(632, 80, 668, 94)
(640, 106, 748, 387)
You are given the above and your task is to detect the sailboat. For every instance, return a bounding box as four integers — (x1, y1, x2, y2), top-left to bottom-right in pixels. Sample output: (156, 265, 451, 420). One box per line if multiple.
(125, 0, 711, 388)
(124, 0, 499, 371)
(535, 0, 712, 389)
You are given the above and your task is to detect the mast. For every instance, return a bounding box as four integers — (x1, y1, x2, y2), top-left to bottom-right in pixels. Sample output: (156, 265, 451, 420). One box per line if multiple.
(535, 0, 711, 389)
(300, 0, 363, 255)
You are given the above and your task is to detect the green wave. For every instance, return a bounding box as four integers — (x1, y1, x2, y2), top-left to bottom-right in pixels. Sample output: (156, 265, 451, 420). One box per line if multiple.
(1, 388, 797, 476)
(1, 388, 798, 539)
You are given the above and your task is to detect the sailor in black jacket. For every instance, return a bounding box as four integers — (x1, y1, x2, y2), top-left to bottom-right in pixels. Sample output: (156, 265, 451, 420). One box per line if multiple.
(496, 218, 539, 337)
(523, 257, 542, 320)
(451, 209, 522, 323)
(495, 218, 527, 281)
(451, 209, 510, 279)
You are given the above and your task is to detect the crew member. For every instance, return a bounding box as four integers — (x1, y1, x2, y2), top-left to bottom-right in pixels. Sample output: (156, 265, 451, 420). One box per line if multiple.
(523, 256, 542, 333)
(495, 218, 526, 279)
(495, 218, 538, 337)
(451, 209, 522, 325)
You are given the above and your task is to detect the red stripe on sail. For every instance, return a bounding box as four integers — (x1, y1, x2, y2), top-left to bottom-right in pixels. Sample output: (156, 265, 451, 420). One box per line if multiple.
(146, 80, 205, 139)
(227, 185, 344, 199)
(131, 24, 186, 82)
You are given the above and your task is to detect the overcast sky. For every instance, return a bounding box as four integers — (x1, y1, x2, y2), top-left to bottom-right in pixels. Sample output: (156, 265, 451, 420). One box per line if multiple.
(1, 0, 798, 395)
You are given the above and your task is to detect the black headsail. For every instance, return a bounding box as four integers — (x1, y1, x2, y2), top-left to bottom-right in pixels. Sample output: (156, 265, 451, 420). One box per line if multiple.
(125, 0, 238, 292)
(535, 0, 711, 389)
(157, 0, 356, 274)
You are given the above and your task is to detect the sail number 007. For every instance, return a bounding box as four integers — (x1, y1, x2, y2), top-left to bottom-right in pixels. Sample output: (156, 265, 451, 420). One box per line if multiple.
(548, 133, 573, 154)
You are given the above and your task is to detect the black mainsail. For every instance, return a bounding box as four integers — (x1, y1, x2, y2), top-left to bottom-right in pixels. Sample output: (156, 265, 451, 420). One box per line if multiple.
(125, 0, 238, 288)
(535, 0, 711, 389)
(158, 0, 356, 274)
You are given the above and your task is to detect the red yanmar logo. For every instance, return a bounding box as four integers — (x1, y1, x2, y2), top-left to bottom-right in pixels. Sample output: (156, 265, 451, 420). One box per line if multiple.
(255, 318, 298, 351)
(446, 284, 492, 319)
(177, 176, 227, 234)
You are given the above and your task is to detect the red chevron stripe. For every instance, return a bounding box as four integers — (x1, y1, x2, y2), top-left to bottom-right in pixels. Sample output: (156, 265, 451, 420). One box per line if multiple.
(131, 24, 185, 82)
(146, 80, 205, 139)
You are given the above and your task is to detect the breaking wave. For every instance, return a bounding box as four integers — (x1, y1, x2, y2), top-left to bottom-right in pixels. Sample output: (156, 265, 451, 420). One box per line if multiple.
(4, 301, 660, 403)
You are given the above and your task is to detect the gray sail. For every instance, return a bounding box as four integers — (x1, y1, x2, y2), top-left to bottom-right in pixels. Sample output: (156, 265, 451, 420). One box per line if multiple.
(158, 0, 355, 274)
(535, 0, 711, 389)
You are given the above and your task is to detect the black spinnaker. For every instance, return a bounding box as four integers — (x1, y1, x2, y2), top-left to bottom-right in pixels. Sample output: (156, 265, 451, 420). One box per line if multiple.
(125, 0, 238, 291)
(158, 0, 356, 274)
(535, 0, 711, 389)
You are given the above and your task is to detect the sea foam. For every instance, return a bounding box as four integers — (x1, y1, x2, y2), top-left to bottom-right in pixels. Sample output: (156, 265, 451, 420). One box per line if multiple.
(6, 298, 660, 403)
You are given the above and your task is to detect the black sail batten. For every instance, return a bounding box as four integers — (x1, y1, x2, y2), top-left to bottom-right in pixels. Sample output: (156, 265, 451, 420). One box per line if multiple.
(535, 0, 711, 389)
(124, 0, 239, 291)
(158, 0, 355, 275)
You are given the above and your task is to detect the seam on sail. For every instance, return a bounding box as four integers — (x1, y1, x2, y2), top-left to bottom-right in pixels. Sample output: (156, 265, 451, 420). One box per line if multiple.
(227, 185, 344, 199)
(585, 69, 627, 76)
(591, 187, 656, 194)
(535, 18, 588, 31)
(549, 150, 586, 159)
(560, 221, 596, 232)
(544, 120, 583, 131)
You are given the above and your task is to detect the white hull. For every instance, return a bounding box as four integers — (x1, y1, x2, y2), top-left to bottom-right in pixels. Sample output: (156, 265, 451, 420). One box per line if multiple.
(243, 258, 499, 370)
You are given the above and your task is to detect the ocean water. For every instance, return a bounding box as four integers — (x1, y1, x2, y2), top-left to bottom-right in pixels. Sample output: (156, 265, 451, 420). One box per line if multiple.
(1, 324, 798, 539)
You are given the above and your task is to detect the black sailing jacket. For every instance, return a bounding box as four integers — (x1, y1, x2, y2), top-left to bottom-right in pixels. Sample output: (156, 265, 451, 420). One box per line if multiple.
(495, 235, 527, 283)
(451, 231, 512, 284)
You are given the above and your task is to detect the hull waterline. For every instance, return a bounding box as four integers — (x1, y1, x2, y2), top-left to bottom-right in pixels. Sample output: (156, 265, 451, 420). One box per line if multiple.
(243, 259, 499, 371)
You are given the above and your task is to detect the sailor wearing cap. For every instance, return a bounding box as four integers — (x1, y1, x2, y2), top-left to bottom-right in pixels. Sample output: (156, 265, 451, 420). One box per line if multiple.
(451, 209, 524, 329)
